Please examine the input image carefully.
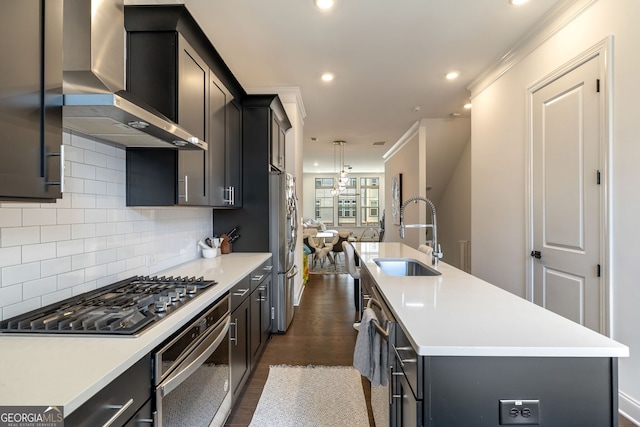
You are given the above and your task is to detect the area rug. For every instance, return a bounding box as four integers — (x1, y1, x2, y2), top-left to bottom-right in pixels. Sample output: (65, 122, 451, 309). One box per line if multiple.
(309, 256, 347, 275)
(249, 365, 369, 427)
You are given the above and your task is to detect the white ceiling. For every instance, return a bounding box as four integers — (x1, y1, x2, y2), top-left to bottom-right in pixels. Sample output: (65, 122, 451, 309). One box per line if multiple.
(176, 0, 565, 173)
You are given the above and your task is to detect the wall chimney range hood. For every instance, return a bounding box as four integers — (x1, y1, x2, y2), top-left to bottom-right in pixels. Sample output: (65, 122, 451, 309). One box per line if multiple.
(62, 0, 206, 150)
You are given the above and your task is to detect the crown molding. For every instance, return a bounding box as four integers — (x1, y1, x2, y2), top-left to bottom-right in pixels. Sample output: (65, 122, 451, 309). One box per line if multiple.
(467, 0, 597, 98)
(383, 120, 420, 162)
(246, 86, 307, 122)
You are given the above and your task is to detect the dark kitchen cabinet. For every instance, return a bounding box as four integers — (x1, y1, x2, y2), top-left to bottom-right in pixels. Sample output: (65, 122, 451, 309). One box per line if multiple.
(209, 75, 242, 208)
(65, 356, 152, 426)
(124, 5, 246, 207)
(230, 279, 251, 404)
(128, 31, 208, 206)
(271, 113, 287, 172)
(250, 262, 273, 367)
(0, 0, 63, 202)
(213, 95, 291, 250)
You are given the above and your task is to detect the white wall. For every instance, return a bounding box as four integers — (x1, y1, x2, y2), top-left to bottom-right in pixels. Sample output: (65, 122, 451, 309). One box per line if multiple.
(0, 132, 212, 321)
(470, 0, 640, 421)
(384, 119, 471, 262)
(437, 140, 471, 270)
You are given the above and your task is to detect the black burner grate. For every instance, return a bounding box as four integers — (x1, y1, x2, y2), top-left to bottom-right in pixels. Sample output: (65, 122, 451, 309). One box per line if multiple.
(0, 275, 216, 335)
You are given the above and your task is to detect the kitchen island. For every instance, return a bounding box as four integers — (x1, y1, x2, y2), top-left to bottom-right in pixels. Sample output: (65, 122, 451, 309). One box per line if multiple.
(354, 242, 629, 426)
(0, 253, 269, 418)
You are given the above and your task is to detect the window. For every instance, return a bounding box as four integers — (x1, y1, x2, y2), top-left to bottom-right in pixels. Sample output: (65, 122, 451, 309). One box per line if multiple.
(313, 176, 380, 227)
(338, 178, 357, 226)
(360, 178, 380, 226)
(314, 178, 334, 226)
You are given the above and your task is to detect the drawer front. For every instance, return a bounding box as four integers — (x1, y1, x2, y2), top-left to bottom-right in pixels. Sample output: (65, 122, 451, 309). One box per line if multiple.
(230, 275, 251, 312)
(394, 324, 422, 400)
(250, 260, 272, 292)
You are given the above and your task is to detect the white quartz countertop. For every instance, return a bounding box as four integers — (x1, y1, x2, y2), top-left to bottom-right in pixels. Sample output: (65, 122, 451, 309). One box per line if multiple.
(0, 253, 270, 415)
(354, 242, 629, 358)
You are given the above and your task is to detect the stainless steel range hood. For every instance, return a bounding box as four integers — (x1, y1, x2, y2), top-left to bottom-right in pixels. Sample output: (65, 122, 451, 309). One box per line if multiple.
(62, 0, 206, 150)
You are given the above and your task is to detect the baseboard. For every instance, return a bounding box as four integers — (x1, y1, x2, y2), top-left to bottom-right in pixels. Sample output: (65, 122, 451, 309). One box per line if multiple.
(620, 391, 640, 425)
(294, 283, 306, 306)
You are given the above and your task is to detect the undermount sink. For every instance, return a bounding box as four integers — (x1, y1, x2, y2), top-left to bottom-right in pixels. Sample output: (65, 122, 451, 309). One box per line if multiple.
(374, 258, 441, 276)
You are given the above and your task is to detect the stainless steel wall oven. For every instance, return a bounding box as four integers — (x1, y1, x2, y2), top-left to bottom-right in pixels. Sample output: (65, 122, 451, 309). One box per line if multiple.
(153, 293, 231, 427)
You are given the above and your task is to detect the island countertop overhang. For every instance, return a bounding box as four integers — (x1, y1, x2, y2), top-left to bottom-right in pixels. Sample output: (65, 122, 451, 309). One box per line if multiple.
(353, 242, 629, 358)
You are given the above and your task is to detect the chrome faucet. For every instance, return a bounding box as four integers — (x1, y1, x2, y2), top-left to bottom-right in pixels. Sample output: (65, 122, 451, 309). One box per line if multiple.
(399, 196, 443, 265)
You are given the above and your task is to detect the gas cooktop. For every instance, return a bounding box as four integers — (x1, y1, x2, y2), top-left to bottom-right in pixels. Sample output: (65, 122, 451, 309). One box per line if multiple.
(0, 275, 217, 335)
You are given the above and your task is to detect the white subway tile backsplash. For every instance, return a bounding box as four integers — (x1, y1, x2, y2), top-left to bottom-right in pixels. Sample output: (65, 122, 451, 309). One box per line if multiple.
(3, 298, 41, 319)
(0, 208, 23, 227)
(57, 269, 85, 290)
(84, 150, 107, 168)
(0, 247, 21, 268)
(41, 257, 71, 278)
(22, 242, 56, 263)
(2, 262, 41, 287)
(71, 252, 96, 270)
(23, 276, 57, 300)
(2, 226, 40, 247)
(56, 240, 84, 257)
(84, 180, 108, 196)
(71, 193, 97, 209)
(96, 248, 117, 265)
(70, 162, 96, 180)
(41, 224, 71, 243)
(71, 223, 96, 239)
(22, 208, 57, 226)
(0, 284, 22, 307)
(57, 208, 86, 225)
(0, 133, 212, 321)
(85, 208, 107, 224)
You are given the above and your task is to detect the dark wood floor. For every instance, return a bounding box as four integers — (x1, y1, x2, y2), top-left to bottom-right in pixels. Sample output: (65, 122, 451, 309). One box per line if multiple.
(224, 272, 374, 426)
(224, 272, 637, 427)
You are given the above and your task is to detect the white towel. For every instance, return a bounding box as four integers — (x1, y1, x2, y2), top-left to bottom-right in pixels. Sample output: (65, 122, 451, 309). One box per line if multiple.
(353, 307, 388, 387)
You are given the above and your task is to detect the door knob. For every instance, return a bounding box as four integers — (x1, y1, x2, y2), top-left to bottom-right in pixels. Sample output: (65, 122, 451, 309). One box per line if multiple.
(530, 250, 542, 259)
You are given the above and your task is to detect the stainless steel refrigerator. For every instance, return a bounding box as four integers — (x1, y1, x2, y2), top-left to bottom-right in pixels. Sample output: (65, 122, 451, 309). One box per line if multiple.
(269, 172, 298, 332)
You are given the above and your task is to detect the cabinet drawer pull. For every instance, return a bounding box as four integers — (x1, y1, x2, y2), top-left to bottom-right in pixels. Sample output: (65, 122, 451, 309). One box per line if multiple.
(233, 288, 249, 297)
(102, 398, 134, 427)
(393, 346, 416, 367)
(252, 275, 264, 282)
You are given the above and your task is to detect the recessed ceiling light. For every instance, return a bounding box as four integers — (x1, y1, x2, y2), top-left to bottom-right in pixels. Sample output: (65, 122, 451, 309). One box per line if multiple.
(509, 0, 528, 5)
(314, 0, 334, 9)
(445, 71, 459, 80)
(464, 103, 472, 109)
(321, 73, 334, 82)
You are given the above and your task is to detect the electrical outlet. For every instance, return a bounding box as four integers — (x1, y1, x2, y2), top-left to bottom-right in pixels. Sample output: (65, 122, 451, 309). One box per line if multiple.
(145, 254, 157, 267)
(499, 399, 540, 425)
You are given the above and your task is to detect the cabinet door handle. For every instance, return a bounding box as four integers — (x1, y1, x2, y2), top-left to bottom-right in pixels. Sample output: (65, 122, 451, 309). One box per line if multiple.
(223, 186, 235, 205)
(230, 319, 238, 345)
(101, 398, 134, 427)
(45, 145, 65, 193)
(178, 175, 189, 202)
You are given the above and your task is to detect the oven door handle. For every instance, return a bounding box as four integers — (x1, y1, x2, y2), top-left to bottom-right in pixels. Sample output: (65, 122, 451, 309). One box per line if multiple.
(160, 317, 230, 397)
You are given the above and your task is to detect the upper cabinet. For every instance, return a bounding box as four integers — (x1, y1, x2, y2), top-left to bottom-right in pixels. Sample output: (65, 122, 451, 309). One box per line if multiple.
(124, 5, 245, 207)
(244, 95, 292, 173)
(209, 74, 243, 208)
(0, 0, 64, 202)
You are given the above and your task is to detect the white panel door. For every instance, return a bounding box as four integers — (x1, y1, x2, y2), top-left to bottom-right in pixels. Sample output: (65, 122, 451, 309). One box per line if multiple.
(531, 55, 602, 332)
